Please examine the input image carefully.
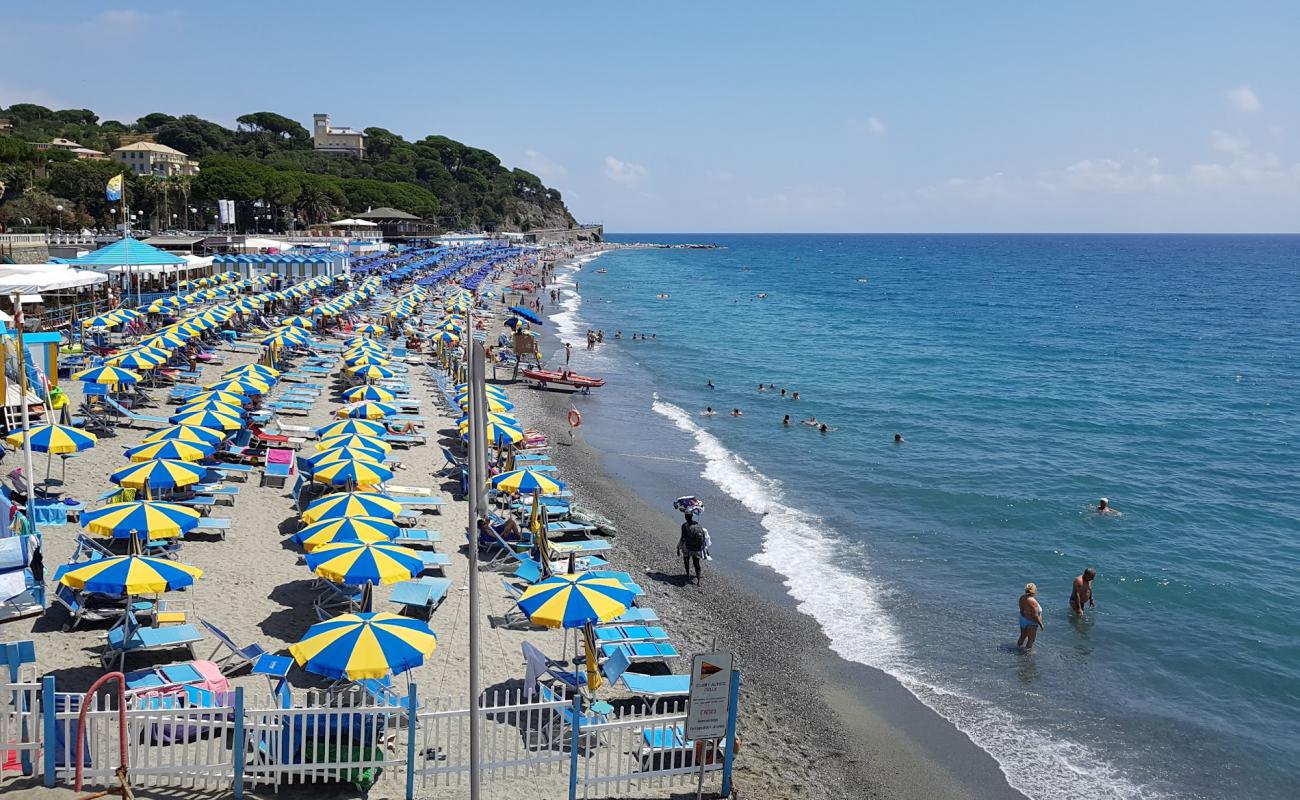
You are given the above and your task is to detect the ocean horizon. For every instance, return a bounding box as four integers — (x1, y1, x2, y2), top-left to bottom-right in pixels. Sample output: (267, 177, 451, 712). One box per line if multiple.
(544, 232, 1300, 800)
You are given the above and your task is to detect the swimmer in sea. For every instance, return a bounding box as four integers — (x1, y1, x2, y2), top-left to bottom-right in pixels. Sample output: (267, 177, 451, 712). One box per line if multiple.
(1070, 568, 1097, 617)
(757, 384, 765, 392)
(730, 408, 743, 417)
(706, 379, 714, 389)
(801, 417, 819, 427)
(702, 406, 716, 416)
(1096, 497, 1120, 515)
(819, 423, 830, 433)
(894, 433, 905, 444)
(780, 388, 787, 398)
(1017, 583, 1044, 650)
(783, 414, 791, 426)
(792, 392, 800, 400)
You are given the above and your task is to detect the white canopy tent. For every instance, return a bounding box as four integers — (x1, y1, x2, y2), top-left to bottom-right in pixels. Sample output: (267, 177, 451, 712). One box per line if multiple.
(328, 218, 379, 227)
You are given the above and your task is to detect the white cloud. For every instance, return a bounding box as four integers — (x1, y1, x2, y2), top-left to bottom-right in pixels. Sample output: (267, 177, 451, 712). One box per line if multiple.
(865, 116, 886, 136)
(522, 149, 567, 180)
(1056, 157, 1169, 193)
(1226, 85, 1261, 113)
(1210, 130, 1249, 155)
(603, 156, 647, 187)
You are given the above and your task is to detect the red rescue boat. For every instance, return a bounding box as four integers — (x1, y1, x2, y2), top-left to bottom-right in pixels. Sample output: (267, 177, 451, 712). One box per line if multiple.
(520, 368, 606, 390)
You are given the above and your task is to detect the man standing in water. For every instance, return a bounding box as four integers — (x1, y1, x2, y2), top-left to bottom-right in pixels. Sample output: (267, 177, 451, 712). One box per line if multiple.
(1018, 583, 1044, 650)
(678, 512, 707, 585)
(1070, 568, 1097, 616)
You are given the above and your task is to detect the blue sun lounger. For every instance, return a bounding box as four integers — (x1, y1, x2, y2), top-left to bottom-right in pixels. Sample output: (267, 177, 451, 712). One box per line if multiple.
(101, 612, 204, 670)
(601, 641, 680, 664)
(593, 625, 669, 644)
(392, 528, 440, 547)
(603, 607, 660, 625)
(600, 649, 690, 710)
(390, 577, 451, 619)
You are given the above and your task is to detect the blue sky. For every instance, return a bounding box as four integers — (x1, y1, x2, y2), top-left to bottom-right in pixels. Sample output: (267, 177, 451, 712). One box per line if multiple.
(6, 1, 1300, 232)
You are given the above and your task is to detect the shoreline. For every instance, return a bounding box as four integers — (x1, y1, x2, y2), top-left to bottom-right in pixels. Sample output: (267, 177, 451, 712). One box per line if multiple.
(509, 249, 1027, 799)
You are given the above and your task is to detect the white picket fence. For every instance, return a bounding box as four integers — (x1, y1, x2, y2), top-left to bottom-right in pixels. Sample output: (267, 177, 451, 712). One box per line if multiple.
(4, 678, 733, 798)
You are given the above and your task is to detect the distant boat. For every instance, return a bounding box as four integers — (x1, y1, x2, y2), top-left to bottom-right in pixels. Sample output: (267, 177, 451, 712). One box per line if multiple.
(656, 293, 671, 299)
(594, 268, 607, 274)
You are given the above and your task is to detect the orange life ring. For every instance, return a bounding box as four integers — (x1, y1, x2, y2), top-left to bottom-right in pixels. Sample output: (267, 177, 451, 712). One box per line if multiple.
(567, 409, 582, 428)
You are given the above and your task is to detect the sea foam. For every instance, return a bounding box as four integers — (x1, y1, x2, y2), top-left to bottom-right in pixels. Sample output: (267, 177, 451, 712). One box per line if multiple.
(651, 396, 1159, 800)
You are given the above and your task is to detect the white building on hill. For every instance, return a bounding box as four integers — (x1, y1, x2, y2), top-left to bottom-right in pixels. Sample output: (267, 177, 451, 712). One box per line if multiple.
(312, 113, 366, 158)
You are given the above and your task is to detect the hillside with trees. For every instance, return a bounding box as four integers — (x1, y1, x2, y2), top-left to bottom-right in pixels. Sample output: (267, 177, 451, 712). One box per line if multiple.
(0, 105, 576, 233)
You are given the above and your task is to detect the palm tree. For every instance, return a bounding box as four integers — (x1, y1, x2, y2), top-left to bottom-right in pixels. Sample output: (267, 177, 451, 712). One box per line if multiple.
(294, 184, 336, 225)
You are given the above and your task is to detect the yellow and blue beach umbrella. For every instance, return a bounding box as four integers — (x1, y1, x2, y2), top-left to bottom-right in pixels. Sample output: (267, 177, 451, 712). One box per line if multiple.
(292, 516, 400, 552)
(458, 395, 514, 413)
(463, 420, 524, 445)
(342, 385, 396, 403)
(301, 492, 402, 524)
(338, 401, 398, 420)
(81, 500, 202, 540)
(354, 323, 386, 337)
(109, 459, 209, 491)
(490, 468, 566, 496)
(349, 364, 397, 381)
(5, 424, 97, 454)
(315, 420, 388, 440)
(143, 331, 189, 349)
(223, 363, 281, 380)
(175, 399, 246, 418)
(315, 433, 392, 454)
(455, 412, 520, 429)
(59, 555, 202, 595)
(344, 353, 391, 367)
(288, 612, 437, 681)
(124, 439, 216, 463)
(282, 315, 314, 329)
(517, 573, 634, 628)
(454, 383, 508, 398)
(306, 542, 422, 586)
(205, 378, 271, 396)
(143, 425, 225, 447)
(311, 459, 394, 488)
(73, 365, 141, 385)
(180, 390, 249, 408)
(304, 447, 385, 471)
(168, 409, 243, 431)
(108, 349, 167, 371)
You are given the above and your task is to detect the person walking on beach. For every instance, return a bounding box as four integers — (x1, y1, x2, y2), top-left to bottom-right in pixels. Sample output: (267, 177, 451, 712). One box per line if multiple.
(678, 512, 707, 585)
(1018, 583, 1044, 650)
(1070, 568, 1097, 616)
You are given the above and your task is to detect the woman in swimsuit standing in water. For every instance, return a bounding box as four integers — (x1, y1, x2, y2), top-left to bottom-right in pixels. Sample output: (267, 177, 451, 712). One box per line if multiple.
(1017, 583, 1044, 650)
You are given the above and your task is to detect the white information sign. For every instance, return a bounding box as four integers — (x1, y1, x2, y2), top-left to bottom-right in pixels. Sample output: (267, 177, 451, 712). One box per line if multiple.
(685, 651, 733, 740)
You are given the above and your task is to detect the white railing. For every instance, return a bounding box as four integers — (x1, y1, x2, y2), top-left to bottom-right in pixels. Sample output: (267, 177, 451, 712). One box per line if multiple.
(7, 677, 736, 799)
(0, 233, 48, 245)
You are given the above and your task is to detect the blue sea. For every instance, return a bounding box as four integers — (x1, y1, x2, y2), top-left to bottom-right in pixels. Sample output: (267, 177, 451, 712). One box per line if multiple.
(541, 234, 1300, 800)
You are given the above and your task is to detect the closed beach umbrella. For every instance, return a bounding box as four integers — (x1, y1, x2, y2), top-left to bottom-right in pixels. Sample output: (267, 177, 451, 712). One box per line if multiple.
(81, 500, 202, 540)
(311, 459, 394, 488)
(338, 401, 398, 420)
(293, 516, 400, 552)
(5, 424, 97, 454)
(59, 555, 202, 595)
(315, 420, 388, 440)
(490, 468, 566, 496)
(109, 459, 209, 491)
(73, 365, 141, 385)
(305, 542, 422, 586)
(517, 573, 632, 628)
(288, 612, 436, 681)
(143, 425, 225, 446)
(301, 492, 402, 524)
(168, 410, 243, 431)
(124, 439, 216, 463)
(342, 385, 396, 403)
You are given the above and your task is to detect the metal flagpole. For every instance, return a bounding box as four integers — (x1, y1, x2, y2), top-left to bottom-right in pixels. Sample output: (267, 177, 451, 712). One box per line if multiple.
(465, 305, 483, 800)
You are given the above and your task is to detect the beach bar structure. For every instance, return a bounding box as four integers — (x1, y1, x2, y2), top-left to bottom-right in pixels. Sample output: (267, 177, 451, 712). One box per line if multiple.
(61, 237, 215, 297)
(214, 251, 349, 281)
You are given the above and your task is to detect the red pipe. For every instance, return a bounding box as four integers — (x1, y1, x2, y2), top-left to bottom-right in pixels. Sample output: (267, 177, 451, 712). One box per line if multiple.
(74, 671, 128, 793)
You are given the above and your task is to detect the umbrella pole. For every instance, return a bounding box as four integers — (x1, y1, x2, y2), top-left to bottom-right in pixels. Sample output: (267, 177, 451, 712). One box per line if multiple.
(12, 293, 39, 520)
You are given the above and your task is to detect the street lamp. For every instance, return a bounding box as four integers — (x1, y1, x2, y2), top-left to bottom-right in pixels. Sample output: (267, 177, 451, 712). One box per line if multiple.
(55, 204, 64, 232)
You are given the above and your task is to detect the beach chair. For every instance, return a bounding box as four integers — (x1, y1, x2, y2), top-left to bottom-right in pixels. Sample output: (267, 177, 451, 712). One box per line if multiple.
(192, 518, 232, 539)
(602, 607, 660, 625)
(593, 625, 670, 645)
(535, 683, 609, 749)
(439, 446, 465, 475)
(51, 584, 121, 631)
(392, 528, 440, 548)
(103, 396, 169, 427)
(262, 448, 295, 489)
(199, 618, 271, 676)
(500, 579, 537, 627)
(101, 611, 204, 671)
(521, 641, 585, 693)
(639, 723, 726, 772)
(600, 649, 690, 711)
(547, 539, 614, 556)
(390, 577, 451, 619)
(416, 552, 451, 575)
(600, 641, 680, 665)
